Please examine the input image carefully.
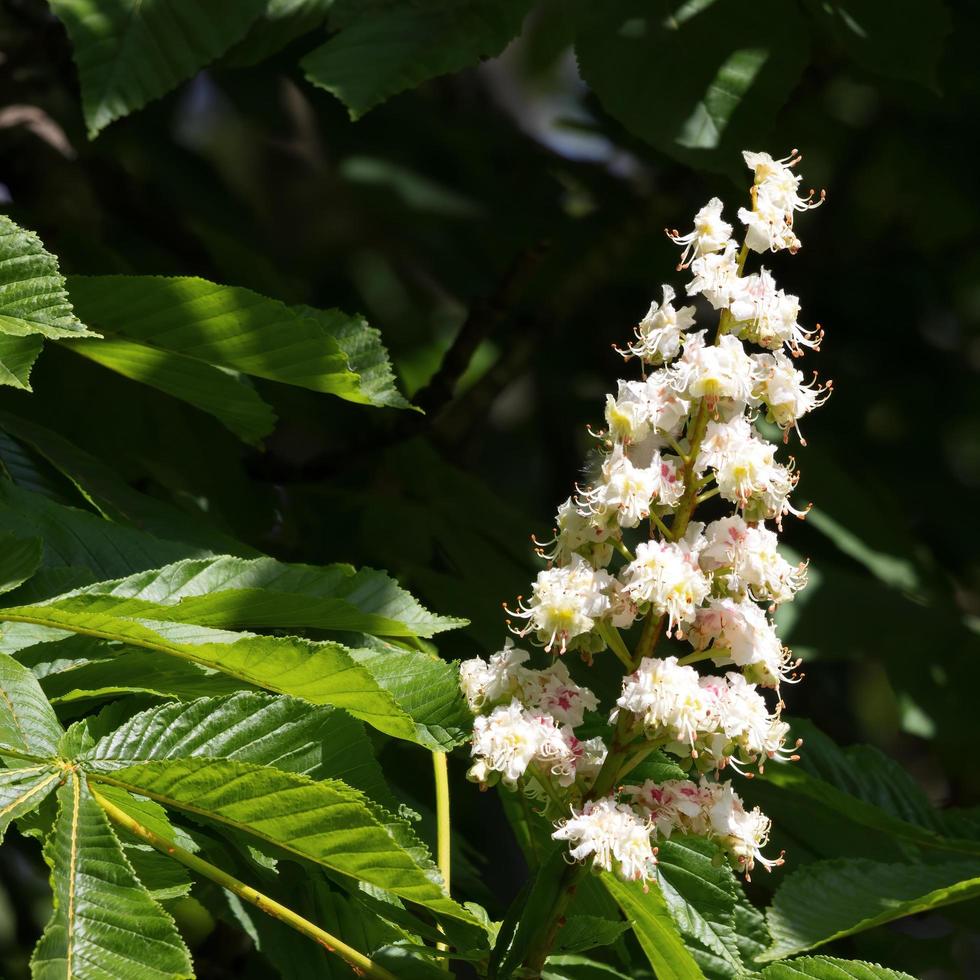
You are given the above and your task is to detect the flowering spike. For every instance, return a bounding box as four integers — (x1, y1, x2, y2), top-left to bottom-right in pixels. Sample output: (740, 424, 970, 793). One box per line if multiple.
(461, 149, 826, 883)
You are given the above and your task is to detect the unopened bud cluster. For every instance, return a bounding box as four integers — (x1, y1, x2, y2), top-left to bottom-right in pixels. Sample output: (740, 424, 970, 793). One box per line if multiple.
(461, 151, 827, 884)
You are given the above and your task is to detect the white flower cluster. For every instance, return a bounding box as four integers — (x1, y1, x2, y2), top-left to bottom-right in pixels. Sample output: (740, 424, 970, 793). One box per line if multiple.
(462, 640, 606, 791)
(624, 778, 782, 876)
(462, 151, 826, 884)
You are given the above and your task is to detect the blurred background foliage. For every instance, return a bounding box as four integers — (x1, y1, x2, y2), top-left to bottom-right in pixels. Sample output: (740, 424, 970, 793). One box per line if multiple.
(1, 0, 979, 975)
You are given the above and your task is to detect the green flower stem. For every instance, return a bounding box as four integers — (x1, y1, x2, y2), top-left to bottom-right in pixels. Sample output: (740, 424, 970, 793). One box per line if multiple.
(614, 738, 668, 783)
(92, 787, 398, 980)
(432, 749, 452, 953)
(678, 647, 727, 667)
(432, 751, 452, 894)
(598, 621, 634, 670)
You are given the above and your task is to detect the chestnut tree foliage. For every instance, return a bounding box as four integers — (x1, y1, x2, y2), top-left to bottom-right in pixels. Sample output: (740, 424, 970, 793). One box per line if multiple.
(0, 1, 977, 978)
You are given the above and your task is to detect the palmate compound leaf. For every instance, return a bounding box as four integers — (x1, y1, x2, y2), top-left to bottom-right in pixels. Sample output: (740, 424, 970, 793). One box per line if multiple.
(64, 276, 412, 432)
(31, 772, 193, 980)
(761, 857, 980, 961)
(84, 757, 483, 936)
(0, 599, 469, 749)
(300, 0, 535, 120)
(54, 553, 467, 639)
(48, 0, 267, 138)
(601, 874, 706, 980)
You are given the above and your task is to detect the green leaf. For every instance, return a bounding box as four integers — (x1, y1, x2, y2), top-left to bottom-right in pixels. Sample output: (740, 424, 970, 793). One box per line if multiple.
(553, 914, 629, 954)
(0, 482, 217, 585)
(656, 837, 741, 973)
(86, 758, 481, 933)
(48, 0, 267, 138)
(762, 858, 980, 960)
(0, 215, 96, 341)
(0, 332, 43, 390)
(575, 0, 809, 169)
(759, 955, 916, 980)
(543, 955, 637, 980)
(0, 532, 42, 595)
(35, 648, 255, 705)
(66, 275, 411, 411)
(222, 0, 335, 68)
(804, 0, 951, 89)
(0, 411, 259, 555)
(67, 336, 278, 445)
(0, 651, 63, 756)
(31, 774, 193, 979)
(602, 874, 705, 980)
(86, 692, 396, 809)
(0, 601, 465, 748)
(0, 766, 61, 843)
(301, 0, 534, 119)
(59, 554, 466, 638)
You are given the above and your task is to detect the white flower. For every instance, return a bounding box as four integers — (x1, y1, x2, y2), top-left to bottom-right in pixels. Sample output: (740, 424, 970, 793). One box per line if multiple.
(615, 656, 716, 746)
(739, 200, 801, 254)
(459, 638, 530, 712)
(621, 285, 697, 364)
(621, 527, 710, 634)
(686, 240, 741, 309)
(521, 658, 600, 728)
(739, 150, 823, 255)
(668, 197, 734, 268)
(534, 497, 614, 568)
(468, 700, 547, 786)
(687, 597, 795, 688)
(578, 446, 684, 529)
(672, 333, 756, 406)
(701, 516, 807, 605)
(753, 350, 831, 436)
(713, 672, 792, 770)
(605, 380, 655, 445)
(562, 732, 608, 785)
(507, 553, 615, 653)
(578, 446, 661, 528)
(698, 421, 804, 527)
(604, 375, 692, 445)
(552, 797, 657, 882)
(623, 778, 709, 838)
(706, 781, 783, 875)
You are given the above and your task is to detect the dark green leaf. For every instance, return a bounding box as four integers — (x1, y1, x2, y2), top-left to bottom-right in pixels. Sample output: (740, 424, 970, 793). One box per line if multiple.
(301, 0, 534, 119)
(575, 0, 809, 169)
(48, 0, 267, 137)
(804, 0, 951, 89)
(762, 858, 980, 960)
(0, 532, 42, 595)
